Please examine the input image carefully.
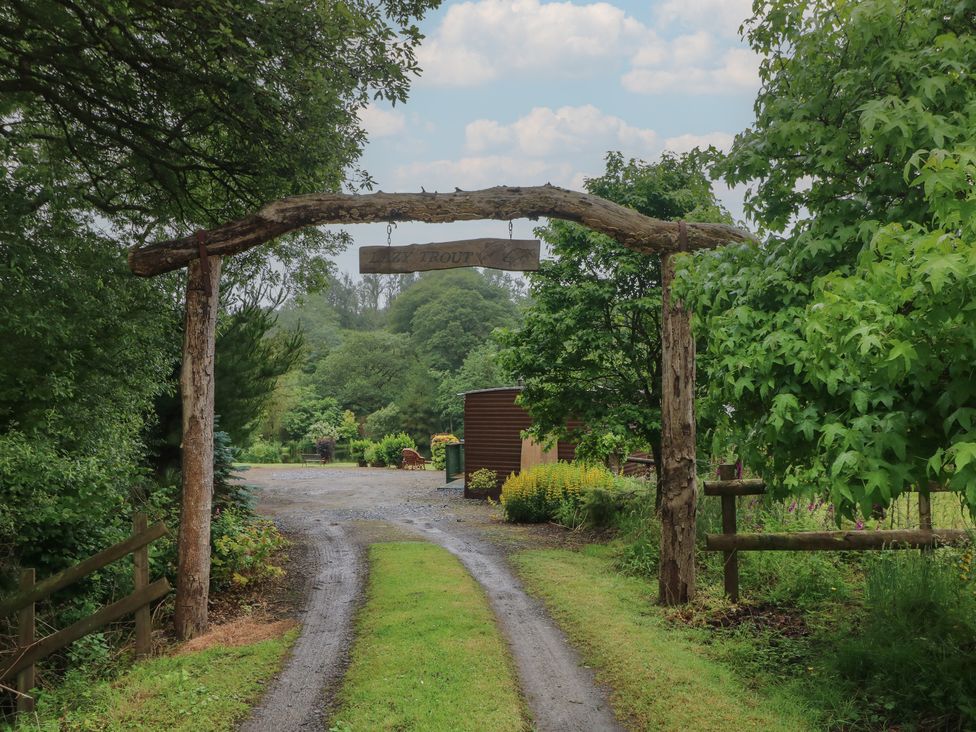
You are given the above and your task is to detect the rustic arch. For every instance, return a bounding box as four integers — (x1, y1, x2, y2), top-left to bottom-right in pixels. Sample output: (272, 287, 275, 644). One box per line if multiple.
(129, 185, 750, 276)
(128, 184, 752, 638)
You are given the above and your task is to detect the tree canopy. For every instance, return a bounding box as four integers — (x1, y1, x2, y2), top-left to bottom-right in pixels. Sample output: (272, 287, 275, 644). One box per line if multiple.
(687, 0, 976, 517)
(499, 152, 731, 469)
(0, 0, 440, 593)
(0, 0, 436, 227)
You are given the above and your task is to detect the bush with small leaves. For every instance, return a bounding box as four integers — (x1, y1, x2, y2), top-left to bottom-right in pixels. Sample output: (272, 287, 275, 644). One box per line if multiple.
(430, 433, 460, 470)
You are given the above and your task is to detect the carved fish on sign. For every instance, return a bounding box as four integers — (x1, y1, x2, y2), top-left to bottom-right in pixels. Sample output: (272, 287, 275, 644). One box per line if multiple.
(359, 238, 541, 274)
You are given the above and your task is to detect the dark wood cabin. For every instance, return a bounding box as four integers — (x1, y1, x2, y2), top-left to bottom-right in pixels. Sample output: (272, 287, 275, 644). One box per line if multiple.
(462, 387, 575, 499)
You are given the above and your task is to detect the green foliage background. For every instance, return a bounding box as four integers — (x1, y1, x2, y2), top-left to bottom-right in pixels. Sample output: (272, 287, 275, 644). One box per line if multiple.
(686, 0, 976, 517)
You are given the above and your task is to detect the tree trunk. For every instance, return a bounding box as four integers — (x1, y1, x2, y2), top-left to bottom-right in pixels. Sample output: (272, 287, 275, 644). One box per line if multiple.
(651, 441, 663, 510)
(174, 254, 221, 640)
(658, 252, 697, 605)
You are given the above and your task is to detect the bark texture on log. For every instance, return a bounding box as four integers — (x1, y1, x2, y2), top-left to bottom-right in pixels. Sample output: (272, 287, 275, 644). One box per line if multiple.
(174, 255, 221, 640)
(129, 186, 754, 277)
(658, 252, 698, 605)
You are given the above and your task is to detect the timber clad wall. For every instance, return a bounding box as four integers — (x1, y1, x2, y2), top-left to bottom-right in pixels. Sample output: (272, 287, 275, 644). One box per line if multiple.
(463, 387, 577, 499)
(463, 388, 530, 499)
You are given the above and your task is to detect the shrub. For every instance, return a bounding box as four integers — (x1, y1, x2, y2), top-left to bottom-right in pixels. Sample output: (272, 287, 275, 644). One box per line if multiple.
(349, 438, 373, 464)
(211, 509, 288, 589)
(238, 439, 283, 464)
(467, 468, 498, 496)
(829, 550, 976, 729)
(430, 433, 460, 470)
(0, 430, 136, 601)
(364, 442, 382, 466)
(736, 498, 855, 609)
(376, 432, 416, 467)
(500, 462, 616, 523)
(214, 430, 253, 512)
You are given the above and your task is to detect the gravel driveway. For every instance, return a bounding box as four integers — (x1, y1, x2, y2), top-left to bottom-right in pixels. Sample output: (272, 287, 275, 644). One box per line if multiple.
(237, 466, 622, 732)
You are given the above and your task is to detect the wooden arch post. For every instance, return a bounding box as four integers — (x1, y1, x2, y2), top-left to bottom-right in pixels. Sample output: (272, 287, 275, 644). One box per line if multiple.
(130, 186, 751, 634)
(658, 225, 697, 605)
(174, 247, 221, 640)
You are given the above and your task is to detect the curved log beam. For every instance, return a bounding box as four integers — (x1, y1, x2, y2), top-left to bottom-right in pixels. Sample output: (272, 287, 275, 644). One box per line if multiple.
(128, 184, 754, 277)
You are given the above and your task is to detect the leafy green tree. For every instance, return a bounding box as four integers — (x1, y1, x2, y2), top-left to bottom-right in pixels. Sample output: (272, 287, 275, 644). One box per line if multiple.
(214, 305, 305, 444)
(0, 0, 437, 228)
(315, 331, 411, 415)
(688, 0, 976, 517)
(0, 0, 440, 627)
(436, 343, 509, 435)
(387, 271, 516, 334)
(364, 402, 404, 440)
(410, 287, 516, 371)
(499, 152, 731, 478)
(0, 210, 174, 590)
(280, 395, 344, 442)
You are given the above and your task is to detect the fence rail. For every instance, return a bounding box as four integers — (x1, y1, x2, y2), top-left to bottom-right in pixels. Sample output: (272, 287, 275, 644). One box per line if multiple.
(703, 466, 971, 602)
(1, 513, 170, 714)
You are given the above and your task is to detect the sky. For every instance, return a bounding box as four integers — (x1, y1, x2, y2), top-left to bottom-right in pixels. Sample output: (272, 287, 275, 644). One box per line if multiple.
(333, 0, 760, 275)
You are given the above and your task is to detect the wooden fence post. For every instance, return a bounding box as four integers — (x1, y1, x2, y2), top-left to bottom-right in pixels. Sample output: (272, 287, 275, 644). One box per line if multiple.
(918, 488, 932, 555)
(133, 512, 151, 658)
(717, 464, 740, 602)
(16, 569, 35, 713)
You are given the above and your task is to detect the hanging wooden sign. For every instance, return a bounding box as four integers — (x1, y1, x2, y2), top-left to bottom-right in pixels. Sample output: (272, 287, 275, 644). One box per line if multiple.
(359, 238, 540, 274)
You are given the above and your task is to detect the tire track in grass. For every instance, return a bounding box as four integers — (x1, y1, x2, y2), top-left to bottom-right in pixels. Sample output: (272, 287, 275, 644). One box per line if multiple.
(240, 519, 362, 732)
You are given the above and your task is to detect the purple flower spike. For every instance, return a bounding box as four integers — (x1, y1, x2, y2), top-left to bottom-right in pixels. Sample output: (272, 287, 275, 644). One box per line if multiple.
(856, 519, 864, 530)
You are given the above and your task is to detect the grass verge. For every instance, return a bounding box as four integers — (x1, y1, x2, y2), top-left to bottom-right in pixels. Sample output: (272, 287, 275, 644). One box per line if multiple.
(513, 548, 820, 732)
(331, 542, 527, 732)
(13, 625, 297, 732)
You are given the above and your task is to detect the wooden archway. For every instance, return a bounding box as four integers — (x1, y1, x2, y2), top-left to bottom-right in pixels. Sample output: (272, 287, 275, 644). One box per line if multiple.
(129, 184, 752, 639)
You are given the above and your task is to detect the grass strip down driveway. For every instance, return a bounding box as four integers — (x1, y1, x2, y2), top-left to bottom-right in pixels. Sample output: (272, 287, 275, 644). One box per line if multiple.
(331, 541, 528, 732)
(514, 549, 818, 732)
(16, 625, 297, 731)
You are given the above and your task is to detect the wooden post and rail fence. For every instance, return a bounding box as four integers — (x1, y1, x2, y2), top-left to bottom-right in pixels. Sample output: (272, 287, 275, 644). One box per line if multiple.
(0, 513, 170, 714)
(703, 466, 971, 602)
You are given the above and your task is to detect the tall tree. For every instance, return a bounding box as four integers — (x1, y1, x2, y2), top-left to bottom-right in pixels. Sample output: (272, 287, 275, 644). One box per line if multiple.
(689, 0, 976, 517)
(499, 151, 732, 484)
(1, 0, 440, 638)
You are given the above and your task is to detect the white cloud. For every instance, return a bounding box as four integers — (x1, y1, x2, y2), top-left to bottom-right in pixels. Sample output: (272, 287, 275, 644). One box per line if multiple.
(392, 155, 574, 191)
(467, 105, 658, 157)
(417, 0, 653, 86)
(465, 119, 514, 152)
(415, 0, 760, 96)
(359, 104, 406, 138)
(663, 131, 735, 154)
(622, 46, 760, 95)
(654, 0, 754, 37)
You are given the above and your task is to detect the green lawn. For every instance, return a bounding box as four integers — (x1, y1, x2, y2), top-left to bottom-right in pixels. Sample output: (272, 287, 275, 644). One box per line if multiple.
(15, 627, 297, 732)
(513, 548, 821, 732)
(331, 542, 527, 732)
